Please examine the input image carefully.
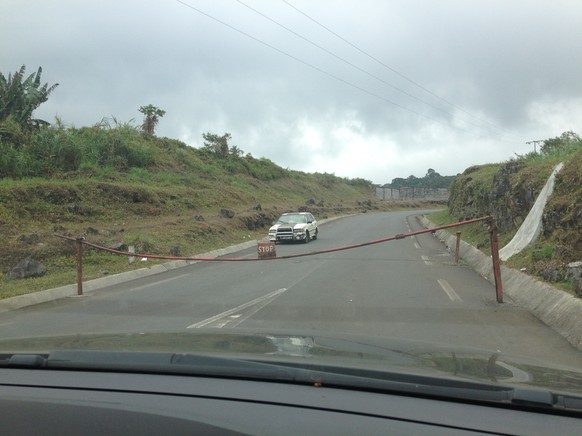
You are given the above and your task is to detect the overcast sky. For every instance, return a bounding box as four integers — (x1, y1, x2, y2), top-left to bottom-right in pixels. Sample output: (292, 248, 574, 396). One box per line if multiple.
(2, 0, 581, 183)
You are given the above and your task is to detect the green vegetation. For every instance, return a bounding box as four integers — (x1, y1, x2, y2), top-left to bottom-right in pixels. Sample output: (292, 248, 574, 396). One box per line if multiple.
(427, 209, 492, 254)
(138, 104, 165, 136)
(0, 65, 58, 130)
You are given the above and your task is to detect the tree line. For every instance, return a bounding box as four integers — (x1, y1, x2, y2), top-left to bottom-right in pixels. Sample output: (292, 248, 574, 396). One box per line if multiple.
(386, 168, 456, 189)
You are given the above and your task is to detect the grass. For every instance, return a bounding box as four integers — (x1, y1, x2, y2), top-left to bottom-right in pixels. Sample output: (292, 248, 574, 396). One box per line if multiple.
(427, 209, 493, 254)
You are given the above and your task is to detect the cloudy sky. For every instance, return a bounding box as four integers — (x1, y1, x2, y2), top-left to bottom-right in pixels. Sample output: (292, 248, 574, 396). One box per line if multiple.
(2, 0, 581, 183)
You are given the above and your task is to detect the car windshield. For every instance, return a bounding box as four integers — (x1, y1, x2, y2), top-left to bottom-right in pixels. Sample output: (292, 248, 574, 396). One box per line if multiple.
(277, 214, 307, 224)
(1, 0, 582, 403)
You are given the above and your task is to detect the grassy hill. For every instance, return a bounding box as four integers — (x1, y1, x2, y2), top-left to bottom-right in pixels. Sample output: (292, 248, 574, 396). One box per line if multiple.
(0, 121, 434, 298)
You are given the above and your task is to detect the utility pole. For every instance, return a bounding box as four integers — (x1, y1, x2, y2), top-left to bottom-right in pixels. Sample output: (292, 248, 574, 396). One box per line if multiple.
(526, 139, 543, 153)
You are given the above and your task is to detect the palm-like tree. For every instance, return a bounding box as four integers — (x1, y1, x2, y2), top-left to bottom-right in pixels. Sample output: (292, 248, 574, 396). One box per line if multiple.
(138, 104, 166, 136)
(0, 65, 59, 129)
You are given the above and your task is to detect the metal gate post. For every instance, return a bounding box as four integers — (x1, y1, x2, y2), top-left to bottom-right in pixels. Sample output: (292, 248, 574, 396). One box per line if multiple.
(487, 217, 503, 303)
(76, 238, 84, 295)
(455, 231, 461, 264)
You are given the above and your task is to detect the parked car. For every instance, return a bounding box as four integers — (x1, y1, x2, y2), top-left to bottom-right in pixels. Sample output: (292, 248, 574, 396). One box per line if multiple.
(268, 212, 318, 243)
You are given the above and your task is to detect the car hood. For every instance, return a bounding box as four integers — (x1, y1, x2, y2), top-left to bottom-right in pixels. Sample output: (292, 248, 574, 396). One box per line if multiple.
(1, 329, 581, 395)
(269, 223, 307, 230)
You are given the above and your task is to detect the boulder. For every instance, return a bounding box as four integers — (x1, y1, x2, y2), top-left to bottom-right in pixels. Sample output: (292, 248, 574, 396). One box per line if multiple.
(541, 266, 562, 282)
(107, 242, 128, 252)
(573, 278, 582, 298)
(220, 209, 235, 219)
(18, 233, 41, 244)
(6, 259, 46, 280)
(565, 261, 582, 280)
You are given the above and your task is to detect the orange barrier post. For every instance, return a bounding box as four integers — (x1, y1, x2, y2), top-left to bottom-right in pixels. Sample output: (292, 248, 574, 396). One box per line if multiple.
(455, 231, 461, 264)
(487, 218, 503, 303)
(76, 238, 84, 295)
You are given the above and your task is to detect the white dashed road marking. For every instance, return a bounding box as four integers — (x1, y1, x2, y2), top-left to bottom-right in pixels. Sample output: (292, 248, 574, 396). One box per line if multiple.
(437, 279, 462, 302)
(413, 237, 420, 249)
(187, 287, 287, 329)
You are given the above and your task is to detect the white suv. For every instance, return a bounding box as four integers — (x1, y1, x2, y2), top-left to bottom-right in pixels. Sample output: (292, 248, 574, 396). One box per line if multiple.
(268, 212, 318, 243)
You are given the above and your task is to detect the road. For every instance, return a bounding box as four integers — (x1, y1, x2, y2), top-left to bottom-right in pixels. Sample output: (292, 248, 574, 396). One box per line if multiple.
(1, 210, 581, 367)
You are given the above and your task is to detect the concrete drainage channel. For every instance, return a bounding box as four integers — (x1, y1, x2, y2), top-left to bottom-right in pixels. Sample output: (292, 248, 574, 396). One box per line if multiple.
(0, 216, 349, 314)
(418, 215, 582, 353)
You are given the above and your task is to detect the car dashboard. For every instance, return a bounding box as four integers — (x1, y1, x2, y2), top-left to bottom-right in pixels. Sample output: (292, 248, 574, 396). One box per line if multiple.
(1, 366, 580, 435)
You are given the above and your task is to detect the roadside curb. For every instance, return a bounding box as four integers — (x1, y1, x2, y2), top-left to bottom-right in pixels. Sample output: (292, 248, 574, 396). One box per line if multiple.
(0, 216, 347, 313)
(419, 216, 582, 352)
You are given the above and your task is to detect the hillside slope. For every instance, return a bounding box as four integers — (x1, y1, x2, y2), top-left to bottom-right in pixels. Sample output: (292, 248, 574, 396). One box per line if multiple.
(446, 135, 581, 287)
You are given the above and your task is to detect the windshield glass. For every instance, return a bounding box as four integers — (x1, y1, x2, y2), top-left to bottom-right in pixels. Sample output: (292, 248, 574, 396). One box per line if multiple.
(1, 0, 582, 400)
(277, 214, 307, 224)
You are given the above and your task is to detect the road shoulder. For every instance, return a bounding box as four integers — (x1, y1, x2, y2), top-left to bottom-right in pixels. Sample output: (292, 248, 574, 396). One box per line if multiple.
(418, 215, 582, 352)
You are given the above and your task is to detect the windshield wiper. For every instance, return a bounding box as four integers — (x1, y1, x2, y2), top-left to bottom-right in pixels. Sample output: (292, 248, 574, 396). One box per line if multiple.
(3, 351, 582, 413)
(1, 351, 304, 382)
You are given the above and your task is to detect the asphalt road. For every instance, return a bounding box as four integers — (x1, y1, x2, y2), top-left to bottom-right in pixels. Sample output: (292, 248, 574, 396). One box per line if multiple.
(1, 210, 582, 367)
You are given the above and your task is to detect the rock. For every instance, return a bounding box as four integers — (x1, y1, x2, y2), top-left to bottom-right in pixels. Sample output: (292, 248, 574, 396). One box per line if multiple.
(565, 261, 582, 280)
(67, 203, 82, 215)
(107, 242, 128, 252)
(18, 233, 41, 244)
(192, 214, 205, 222)
(541, 266, 562, 282)
(241, 213, 274, 231)
(6, 259, 46, 280)
(220, 208, 235, 219)
(357, 200, 372, 208)
(305, 198, 316, 205)
(574, 278, 582, 298)
(253, 203, 262, 211)
(170, 246, 181, 256)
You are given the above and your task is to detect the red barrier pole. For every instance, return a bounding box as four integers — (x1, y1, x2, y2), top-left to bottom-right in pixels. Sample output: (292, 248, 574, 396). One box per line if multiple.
(54, 216, 493, 262)
(76, 238, 84, 296)
(487, 218, 503, 303)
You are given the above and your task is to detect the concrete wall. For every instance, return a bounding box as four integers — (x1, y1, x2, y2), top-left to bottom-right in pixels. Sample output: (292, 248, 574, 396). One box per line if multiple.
(374, 186, 449, 201)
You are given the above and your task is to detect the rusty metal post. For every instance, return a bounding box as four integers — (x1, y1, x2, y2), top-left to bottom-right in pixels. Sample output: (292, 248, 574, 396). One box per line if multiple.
(487, 218, 503, 303)
(455, 231, 461, 264)
(76, 238, 84, 295)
